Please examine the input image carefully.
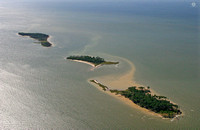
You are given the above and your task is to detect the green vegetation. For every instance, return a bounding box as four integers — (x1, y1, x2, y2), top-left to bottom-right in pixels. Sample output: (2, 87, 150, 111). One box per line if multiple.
(67, 55, 119, 66)
(18, 32, 52, 47)
(90, 79, 182, 118)
(119, 86, 182, 118)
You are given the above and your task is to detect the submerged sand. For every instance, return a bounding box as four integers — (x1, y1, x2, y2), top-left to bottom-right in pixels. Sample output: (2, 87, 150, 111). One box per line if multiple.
(87, 57, 166, 118)
(95, 57, 141, 90)
(72, 55, 180, 119)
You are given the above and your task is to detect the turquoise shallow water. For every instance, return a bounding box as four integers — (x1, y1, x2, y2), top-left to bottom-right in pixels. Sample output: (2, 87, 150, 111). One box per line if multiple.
(0, 1, 199, 129)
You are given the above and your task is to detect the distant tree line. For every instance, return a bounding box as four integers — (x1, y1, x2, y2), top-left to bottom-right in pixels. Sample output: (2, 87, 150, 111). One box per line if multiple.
(67, 55, 105, 65)
(18, 32, 52, 47)
(18, 32, 49, 41)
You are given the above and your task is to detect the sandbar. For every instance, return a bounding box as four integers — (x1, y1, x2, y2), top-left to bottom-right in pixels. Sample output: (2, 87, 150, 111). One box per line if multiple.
(88, 57, 182, 119)
(95, 57, 140, 90)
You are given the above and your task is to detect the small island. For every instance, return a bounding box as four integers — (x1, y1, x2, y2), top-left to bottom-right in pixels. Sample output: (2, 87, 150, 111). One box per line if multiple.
(90, 79, 182, 118)
(18, 32, 52, 47)
(66, 55, 119, 67)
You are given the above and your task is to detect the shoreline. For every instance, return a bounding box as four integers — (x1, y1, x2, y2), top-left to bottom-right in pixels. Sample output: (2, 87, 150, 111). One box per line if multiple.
(69, 60, 95, 67)
(88, 57, 182, 119)
(67, 56, 119, 69)
(68, 59, 103, 70)
(88, 79, 163, 118)
(48, 35, 55, 47)
(17, 32, 54, 47)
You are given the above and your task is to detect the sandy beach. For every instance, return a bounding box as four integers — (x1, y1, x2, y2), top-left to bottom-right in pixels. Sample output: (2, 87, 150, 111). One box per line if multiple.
(69, 60, 103, 71)
(71, 55, 181, 119)
(88, 57, 181, 119)
(48, 35, 55, 47)
(70, 60, 96, 67)
(87, 57, 160, 117)
(88, 79, 163, 118)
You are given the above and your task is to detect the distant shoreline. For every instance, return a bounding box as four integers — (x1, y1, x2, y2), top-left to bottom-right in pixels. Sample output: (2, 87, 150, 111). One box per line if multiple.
(18, 32, 53, 47)
(67, 56, 119, 69)
(69, 59, 97, 67)
(48, 35, 55, 47)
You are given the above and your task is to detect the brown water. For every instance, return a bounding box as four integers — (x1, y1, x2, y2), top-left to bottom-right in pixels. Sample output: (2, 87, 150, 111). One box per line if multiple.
(0, 1, 199, 129)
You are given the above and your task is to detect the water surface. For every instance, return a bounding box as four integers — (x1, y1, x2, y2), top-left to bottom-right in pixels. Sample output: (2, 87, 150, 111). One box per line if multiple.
(0, 1, 199, 129)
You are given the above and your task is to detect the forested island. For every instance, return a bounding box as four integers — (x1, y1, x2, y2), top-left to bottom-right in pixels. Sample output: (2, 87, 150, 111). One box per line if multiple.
(18, 32, 52, 47)
(90, 79, 182, 118)
(67, 55, 119, 66)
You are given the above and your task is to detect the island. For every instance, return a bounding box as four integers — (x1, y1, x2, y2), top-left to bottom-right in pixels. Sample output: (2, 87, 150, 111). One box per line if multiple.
(66, 55, 119, 67)
(90, 79, 182, 118)
(18, 32, 52, 47)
